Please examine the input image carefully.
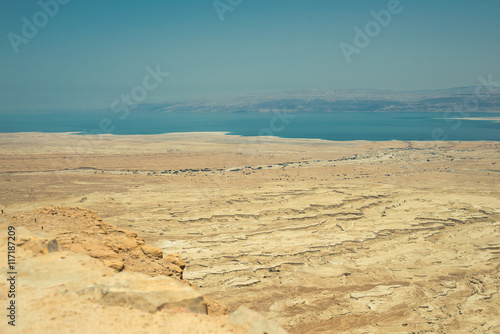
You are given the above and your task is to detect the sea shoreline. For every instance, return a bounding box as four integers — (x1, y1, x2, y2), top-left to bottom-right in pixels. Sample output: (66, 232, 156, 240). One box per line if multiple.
(0, 130, 499, 143)
(1, 111, 499, 141)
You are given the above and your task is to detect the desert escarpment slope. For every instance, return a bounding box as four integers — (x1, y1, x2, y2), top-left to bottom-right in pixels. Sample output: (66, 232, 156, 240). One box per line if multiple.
(0, 132, 499, 333)
(0, 207, 287, 333)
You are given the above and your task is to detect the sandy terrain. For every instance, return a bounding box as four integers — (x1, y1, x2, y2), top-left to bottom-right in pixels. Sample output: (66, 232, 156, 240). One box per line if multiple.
(0, 132, 499, 333)
(0, 207, 285, 334)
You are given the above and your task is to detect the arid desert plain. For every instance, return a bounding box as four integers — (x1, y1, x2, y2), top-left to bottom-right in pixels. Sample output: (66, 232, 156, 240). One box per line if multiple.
(1, 132, 499, 333)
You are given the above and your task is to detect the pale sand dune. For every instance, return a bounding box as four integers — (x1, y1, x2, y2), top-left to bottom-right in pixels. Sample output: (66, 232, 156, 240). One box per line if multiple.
(0, 132, 499, 333)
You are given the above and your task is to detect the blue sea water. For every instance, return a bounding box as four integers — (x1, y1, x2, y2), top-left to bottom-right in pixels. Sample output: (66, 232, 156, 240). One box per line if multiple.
(0, 111, 499, 141)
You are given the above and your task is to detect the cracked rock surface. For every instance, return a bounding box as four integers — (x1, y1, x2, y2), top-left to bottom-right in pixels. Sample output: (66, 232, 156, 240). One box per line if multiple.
(1, 132, 499, 333)
(0, 218, 287, 333)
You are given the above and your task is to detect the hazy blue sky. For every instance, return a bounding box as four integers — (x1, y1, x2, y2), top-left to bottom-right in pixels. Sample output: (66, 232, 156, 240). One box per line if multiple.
(1, 0, 499, 112)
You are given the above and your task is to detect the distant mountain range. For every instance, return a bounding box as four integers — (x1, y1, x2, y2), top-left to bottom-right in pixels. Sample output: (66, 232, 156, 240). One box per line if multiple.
(145, 86, 500, 113)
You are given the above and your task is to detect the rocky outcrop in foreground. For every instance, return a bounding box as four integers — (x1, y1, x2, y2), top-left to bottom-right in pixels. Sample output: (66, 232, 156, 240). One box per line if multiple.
(0, 208, 287, 333)
(12, 207, 185, 278)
